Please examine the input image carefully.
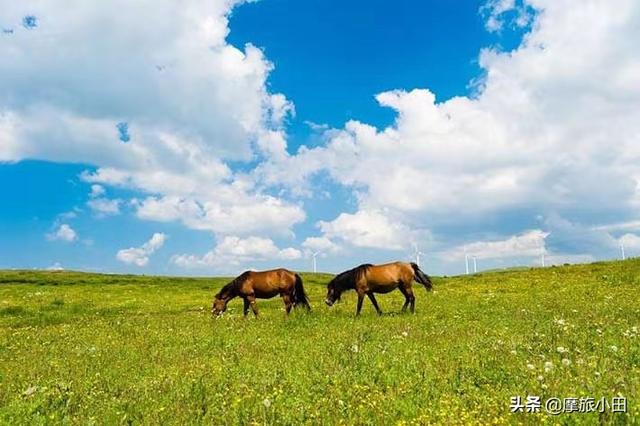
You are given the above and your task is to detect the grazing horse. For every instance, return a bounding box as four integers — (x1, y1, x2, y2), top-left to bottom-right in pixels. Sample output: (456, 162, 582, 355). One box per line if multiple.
(212, 268, 310, 317)
(325, 262, 432, 315)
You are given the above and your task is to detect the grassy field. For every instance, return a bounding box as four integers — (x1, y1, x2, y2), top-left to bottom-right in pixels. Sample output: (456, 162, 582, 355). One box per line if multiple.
(1, 260, 639, 425)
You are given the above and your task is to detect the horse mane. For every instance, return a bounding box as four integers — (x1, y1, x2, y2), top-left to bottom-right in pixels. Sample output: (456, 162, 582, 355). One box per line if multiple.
(216, 271, 251, 298)
(329, 263, 372, 292)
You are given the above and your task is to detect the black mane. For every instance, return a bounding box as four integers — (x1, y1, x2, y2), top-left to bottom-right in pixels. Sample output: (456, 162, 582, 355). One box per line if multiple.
(328, 264, 372, 292)
(216, 271, 251, 298)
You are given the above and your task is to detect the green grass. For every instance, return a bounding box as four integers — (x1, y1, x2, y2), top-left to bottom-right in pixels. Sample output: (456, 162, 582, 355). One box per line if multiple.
(0, 260, 639, 425)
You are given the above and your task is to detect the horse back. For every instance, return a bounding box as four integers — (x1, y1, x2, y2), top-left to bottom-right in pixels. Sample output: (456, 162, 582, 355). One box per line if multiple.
(366, 262, 414, 286)
(240, 268, 297, 297)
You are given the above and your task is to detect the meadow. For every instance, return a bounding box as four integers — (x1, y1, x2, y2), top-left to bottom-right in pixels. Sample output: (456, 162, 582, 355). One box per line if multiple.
(0, 260, 639, 425)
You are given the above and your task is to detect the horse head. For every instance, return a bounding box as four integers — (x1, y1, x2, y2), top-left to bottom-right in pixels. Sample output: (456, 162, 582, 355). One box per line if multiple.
(325, 277, 343, 306)
(211, 296, 228, 316)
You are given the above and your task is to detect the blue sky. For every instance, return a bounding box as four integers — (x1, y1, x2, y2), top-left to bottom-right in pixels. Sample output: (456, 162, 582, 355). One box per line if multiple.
(229, 0, 508, 131)
(1, 0, 639, 275)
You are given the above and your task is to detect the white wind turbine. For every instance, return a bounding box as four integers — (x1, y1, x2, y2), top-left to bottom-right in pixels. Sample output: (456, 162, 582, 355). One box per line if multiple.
(311, 251, 321, 273)
(412, 244, 425, 268)
(464, 245, 470, 275)
(620, 242, 626, 260)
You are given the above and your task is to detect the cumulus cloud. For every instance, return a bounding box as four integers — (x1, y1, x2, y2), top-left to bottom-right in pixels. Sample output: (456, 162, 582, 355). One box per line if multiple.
(86, 184, 122, 216)
(593, 220, 640, 233)
(46, 224, 77, 242)
(89, 185, 105, 198)
(443, 230, 547, 260)
(172, 235, 302, 268)
(481, 0, 533, 32)
(317, 210, 415, 250)
(132, 194, 304, 236)
(0, 0, 301, 238)
(301, 236, 341, 255)
(258, 0, 640, 262)
(4, 0, 639, 271)
(619, 233, 640, 256)
(543, 214, 619, 258)
(116, 233, 167, 267)
(87, 198, 121, 216)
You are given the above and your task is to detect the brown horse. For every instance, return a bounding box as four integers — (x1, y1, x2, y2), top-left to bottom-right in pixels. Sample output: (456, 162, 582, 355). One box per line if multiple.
(325, 262, 432, 315)
(212, 268, 310, 316)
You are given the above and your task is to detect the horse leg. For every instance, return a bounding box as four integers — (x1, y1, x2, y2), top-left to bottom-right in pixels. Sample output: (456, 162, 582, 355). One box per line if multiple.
(367, 293, 383, 315)
(400, 284, 416, 313)
(243, 297, 250, 317)
(356, 292, 365, 316)
(282, 293, 293, 315)
(247, 294, 259, 317)
(408, 286, 416, 313)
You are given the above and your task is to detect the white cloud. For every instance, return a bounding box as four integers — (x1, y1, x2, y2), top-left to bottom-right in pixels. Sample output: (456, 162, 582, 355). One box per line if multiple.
(87, 198, 121, 216)
(116, 233, 167, 267)
(301, 236, 341, 255)
(172, 235, 301, 268)
(543, 214, 619, 257)
(0, 1, 289, 162)
(132, 193, 304, 236)
(0, 1, 302, 238)
(58, 210, 79, 221)
(593, 220, 640, 232)
(317, 210, 414, 250)
(619, 233, 640, 253)
(481, 0, 533, 32)
(87, 183, 121, 216)
(89, 184, 105, 198)
(259, 0, 640, 260)
(46, 224, 77, 242)
(3, 0, 639, 270)
(443, 230, 548, 260)
(278, 247, 304, 260)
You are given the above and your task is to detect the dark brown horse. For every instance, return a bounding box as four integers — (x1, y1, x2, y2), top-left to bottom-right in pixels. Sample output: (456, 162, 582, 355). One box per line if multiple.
(325, 262, 432, 315)
(212, 268, 310, 316)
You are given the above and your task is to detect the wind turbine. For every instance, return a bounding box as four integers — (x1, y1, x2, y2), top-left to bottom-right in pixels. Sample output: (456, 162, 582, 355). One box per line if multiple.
(473, 256, 477, 274)
(412, 244, 424, 268)
(311, 251, 321, 273)
(464, 246, 469, 275)
(621, 242, 626, 260)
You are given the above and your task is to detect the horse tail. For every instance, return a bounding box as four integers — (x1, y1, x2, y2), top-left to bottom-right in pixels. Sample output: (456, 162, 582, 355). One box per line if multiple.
(411, 262, 433, 291)
(293, 274, 311, 310)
